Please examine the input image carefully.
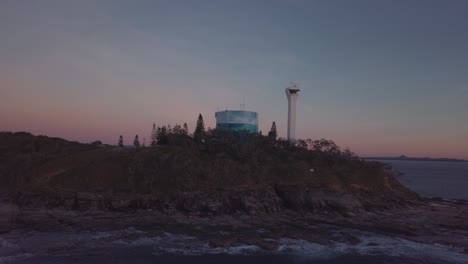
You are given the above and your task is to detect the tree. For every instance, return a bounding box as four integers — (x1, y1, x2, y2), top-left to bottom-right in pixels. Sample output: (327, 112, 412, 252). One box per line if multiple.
(296, 139, 308, 149)
(156, 126, 168, 145)
(172, 124, 182, 135)
(133, 134, 140, 149)
(118, 135, 124, 147)
(151, 123, 157, 146)
(183, 123, 189, 135)
(268, 122, 277, 139)
(311, 139, 340, 154)
(91, 140, 103, 147)
(194, 114, 205, 142)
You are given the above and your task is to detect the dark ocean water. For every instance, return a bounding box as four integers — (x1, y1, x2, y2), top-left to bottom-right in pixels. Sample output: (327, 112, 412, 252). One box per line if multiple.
(2, 229, 467, 264)
(373, 160, 468, 200)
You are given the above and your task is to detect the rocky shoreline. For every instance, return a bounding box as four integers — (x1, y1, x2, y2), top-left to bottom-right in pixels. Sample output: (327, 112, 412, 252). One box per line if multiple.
(6, 182, 418, 215)
(1, 192, 467, 261)
(1, 133, 467, 263)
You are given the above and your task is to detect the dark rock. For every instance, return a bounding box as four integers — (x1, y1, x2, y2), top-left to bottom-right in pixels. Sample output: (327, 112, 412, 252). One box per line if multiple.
(251, 239, 280, 251)
(208, 237, 238, 248)
(0, 203, 18, 233)
(274, 183, 363, 213)
(375, 223, 417, 236)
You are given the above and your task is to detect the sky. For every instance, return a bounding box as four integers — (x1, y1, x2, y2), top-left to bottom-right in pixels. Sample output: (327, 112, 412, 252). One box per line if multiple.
(1, 0, 467, 159)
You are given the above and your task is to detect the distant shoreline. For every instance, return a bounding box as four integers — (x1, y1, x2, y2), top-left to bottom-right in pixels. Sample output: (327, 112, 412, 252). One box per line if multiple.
(365, 157, 467, 163)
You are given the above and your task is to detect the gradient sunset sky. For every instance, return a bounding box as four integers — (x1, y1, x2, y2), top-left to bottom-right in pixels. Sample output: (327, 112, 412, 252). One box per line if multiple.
(1, 0, 467, 159)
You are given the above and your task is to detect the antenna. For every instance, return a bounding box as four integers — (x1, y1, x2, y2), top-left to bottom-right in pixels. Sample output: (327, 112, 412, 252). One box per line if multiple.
(239, 97, 245, 111)
(287, 82, 301, 91)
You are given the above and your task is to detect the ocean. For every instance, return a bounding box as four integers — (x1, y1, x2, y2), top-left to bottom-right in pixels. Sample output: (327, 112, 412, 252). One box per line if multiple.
(373, 160, 468, 200)
(2, 228, 467, 264)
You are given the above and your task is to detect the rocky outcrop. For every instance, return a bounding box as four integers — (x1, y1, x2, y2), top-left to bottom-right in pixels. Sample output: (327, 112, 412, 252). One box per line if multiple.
(0, 202, 19, 233)
(274, 184, 363, 213)
(10, 188, 283, 216)
(9, 182, 417, 217)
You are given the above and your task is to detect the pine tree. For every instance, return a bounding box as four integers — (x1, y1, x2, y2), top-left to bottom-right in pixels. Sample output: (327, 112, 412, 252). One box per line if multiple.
(118, 135, 124, 147)
(173, 124, 182, 135)
(156, 126, 168, 145)
(183, 123, 189, 135)
(151, 123, 157, 146)
(193, 114, 205, 142)
(133, 134, 140, 149)
(268, 122, 277, 140)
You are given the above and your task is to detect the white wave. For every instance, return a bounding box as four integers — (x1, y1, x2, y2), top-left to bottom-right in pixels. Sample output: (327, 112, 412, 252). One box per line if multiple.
(348, 233, 467, 263)
(92, 226, 146, 240)
(276, 239, 334, 258)
(106, 229, 468, 263)
(1, 227, 465, 263)
(113, 232, 260, 256)
(277, 231, 468, 264)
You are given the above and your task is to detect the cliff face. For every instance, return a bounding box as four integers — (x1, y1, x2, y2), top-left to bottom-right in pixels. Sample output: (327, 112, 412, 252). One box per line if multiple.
(0, 132, 418, 215)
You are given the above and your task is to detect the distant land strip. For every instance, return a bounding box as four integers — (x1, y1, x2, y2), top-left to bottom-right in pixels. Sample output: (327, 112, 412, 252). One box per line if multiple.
(365, 155, 467, 163)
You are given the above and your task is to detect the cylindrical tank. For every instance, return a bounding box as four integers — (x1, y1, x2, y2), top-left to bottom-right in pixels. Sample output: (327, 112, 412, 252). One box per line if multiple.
(215, 110, 258, 133)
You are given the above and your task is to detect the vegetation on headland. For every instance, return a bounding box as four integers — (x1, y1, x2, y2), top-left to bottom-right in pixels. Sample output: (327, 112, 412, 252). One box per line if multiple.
(0, 115, 418, 214)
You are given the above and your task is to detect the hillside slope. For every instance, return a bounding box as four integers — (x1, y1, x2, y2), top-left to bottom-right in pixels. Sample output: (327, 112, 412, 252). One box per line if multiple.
(0, 131, 418, 215)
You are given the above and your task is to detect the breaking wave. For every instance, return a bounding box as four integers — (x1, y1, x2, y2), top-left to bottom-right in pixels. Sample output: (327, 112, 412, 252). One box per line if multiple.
(98, 228, 468, 263)
(0, 227, 467, 263)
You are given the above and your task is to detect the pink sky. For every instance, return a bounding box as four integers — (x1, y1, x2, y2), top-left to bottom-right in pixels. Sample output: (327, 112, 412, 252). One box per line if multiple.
(1, 1, 467, 159)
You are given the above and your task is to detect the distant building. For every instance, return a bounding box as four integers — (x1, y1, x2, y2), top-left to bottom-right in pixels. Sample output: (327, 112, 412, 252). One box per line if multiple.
(215, 110, 258, 133)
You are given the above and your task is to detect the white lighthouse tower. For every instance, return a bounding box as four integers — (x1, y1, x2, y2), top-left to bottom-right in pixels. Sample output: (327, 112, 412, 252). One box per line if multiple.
(285, 83, 300, 141)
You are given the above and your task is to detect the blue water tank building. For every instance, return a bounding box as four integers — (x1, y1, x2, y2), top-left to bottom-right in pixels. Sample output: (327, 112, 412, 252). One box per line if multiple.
(215, 110, 258, 133)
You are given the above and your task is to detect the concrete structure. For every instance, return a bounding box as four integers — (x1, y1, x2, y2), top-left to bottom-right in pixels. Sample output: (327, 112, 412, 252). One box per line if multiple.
(215, 110, 258, 133)
(285, 83, 300, 140)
